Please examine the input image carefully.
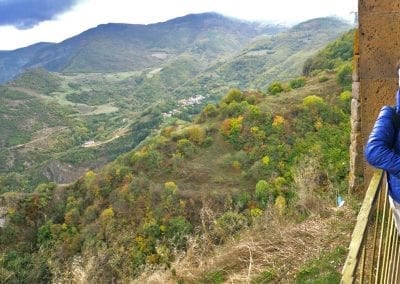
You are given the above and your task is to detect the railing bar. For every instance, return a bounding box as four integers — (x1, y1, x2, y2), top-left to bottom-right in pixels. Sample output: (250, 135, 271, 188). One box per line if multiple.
(360, 240, 366, 283)
(384, 208, 392, 283)
(342, 170, 384, 283)
(392, 222, 399, 282)
(388, 219, 397, 283)
(382, 207, 393, 284)
(391, 227, 399, 283)
(369, 179, 383, 283)
(386, 215, 393, 283)
(376, 181, 389, 284)
(395, 234, 400, 283)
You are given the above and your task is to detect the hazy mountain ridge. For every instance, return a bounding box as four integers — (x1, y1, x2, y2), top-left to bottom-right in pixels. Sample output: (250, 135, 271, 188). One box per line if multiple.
(0, 12, 284, 83)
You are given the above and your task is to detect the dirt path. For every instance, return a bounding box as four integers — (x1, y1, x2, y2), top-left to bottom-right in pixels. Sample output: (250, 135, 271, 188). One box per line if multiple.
(8, 86, 50, 100)
(8, 126, 68, 150)
(82, 125, 131, 148)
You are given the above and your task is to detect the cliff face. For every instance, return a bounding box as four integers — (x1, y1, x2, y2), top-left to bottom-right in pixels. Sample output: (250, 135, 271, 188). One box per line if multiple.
(41, 160, 102, 185)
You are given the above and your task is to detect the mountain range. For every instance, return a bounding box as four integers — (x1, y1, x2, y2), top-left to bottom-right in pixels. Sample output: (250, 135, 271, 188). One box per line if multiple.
(0, 12, 284, 83)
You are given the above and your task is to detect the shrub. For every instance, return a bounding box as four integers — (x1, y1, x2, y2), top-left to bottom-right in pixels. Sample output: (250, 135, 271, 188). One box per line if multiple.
(186, 125, 206, 145)
(337, 62, 352, 89)
(165, 217, 192, 249)
(262, 156, 270, 166)
(220, 101, 248, 117)
(176, 138, 196, 157)
(99, 207, 114, 224)
(245, 104, 261, 121)
(255, 180, 270, 207)
(267, 82, 284, 95)
(339, 90, 351, 102)
(289, 77, 306, 89)
(222, 88, 244, 104)
(234, 192, 250, 210)
(272, 115, 285, 127)
(245, 94, 257, 105)
(318, 75, 329, 83)
(339, 90, 351, 113)
(303, 95, 324, 108)
(164, 181, 178, 195)
(214, 211, 248, 240)
(202, 136, 213, 147)
(274, 195, 287, 215)
(202, 103, 218, 118)
(249, 161, 265, 180)
(220, 116, 244, 148)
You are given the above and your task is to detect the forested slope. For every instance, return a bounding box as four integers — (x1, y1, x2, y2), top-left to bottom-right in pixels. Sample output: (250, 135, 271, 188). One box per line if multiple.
(0, 30, 355, 282)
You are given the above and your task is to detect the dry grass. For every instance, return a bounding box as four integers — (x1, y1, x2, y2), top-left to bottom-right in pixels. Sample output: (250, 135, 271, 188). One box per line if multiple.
(135, 204, 355, 283)
(293, 155, 331, 217)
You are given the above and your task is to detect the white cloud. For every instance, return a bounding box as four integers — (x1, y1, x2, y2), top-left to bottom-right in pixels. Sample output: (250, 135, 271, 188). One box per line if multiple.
(0, 0, 357, 50)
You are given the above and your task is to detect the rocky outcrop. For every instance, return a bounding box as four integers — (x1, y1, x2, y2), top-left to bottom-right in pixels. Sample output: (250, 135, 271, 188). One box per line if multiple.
(0, 207, 7, 228)
(41, 160, 104, 184)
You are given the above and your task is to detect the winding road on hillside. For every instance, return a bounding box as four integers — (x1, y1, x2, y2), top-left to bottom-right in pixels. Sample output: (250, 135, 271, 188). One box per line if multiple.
(7, 126, 68, 150)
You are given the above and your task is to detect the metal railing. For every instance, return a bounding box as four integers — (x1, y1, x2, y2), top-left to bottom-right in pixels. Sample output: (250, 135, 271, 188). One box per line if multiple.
(342, 170, 400, 283)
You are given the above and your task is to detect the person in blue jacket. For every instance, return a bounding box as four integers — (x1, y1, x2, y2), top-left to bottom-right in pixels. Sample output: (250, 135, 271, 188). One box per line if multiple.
(365, 72, 400, 233)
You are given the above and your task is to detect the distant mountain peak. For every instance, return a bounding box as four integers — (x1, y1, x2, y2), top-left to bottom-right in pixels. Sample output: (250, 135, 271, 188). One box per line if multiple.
(290, 17, 350, 32)
(163, 12, 225, 23)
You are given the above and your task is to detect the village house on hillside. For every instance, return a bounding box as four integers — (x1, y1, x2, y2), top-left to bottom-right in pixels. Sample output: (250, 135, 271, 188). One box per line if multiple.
(162, 94, 208, 118)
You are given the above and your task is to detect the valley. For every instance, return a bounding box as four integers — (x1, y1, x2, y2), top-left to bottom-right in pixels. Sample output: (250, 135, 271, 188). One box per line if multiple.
(0, 15, 350, 192)
(0, 12, 356, 283)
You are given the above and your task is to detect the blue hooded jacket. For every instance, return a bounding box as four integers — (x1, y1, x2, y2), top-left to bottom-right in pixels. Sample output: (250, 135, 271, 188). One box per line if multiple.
(365, 95, 400, 203)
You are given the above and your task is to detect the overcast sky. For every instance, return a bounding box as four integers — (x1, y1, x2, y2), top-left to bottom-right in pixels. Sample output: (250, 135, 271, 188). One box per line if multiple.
(0, 0, 358, 51)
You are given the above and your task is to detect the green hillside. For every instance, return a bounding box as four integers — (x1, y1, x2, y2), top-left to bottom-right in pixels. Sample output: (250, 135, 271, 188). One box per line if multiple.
(0, 70, 164, 192)
(0, 18, 352, 193)
(0, 30, 355, 281)
(175, 17, 351, 96)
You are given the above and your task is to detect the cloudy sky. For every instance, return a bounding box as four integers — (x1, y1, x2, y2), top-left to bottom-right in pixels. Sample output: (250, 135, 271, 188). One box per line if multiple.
(0, 0, 358, 50)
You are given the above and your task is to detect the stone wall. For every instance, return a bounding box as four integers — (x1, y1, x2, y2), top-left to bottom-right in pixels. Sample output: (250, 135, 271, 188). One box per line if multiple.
(350, 0, 400, 192)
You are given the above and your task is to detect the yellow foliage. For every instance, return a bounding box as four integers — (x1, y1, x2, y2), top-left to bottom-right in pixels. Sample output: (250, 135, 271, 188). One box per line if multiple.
(221, 116, 244, 136)
(164, 181, 178, 194)
(162, 126, 175, 137)
(277, 161, 286, 172)
(303, 95, 324, 107)
(135, 235, 147, 251)
(100, 207, 114, 224)
(64, 211, 74, 225)
(250, 126, 259, 134)
(272, 115, 285, 127)
(232, 160, 241, 171)
(186, 125, 206, 144)
(314, 118, 323, 130)
(83, 170, 97, 189)
(146, 254, 159, 264)
(262, 155, 270, 166)
(250, 207, 263, 218)
(275, 195, 287, 215)
(221, 119, 232, 136)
